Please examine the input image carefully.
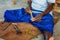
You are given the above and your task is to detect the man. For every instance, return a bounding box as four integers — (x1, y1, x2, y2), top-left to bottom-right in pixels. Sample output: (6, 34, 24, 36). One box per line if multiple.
(4, 0, 55, 40)
(26, 0, 55, 40)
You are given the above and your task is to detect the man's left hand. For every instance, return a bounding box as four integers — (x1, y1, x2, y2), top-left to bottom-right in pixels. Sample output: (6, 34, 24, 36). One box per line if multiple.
(31, 13, 43, 22)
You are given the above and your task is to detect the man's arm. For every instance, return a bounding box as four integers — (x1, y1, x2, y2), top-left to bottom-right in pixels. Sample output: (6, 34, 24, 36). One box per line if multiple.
(41, 3, 54, 16)
(25, 0, 32, 14)
(28, 0, 32, 9)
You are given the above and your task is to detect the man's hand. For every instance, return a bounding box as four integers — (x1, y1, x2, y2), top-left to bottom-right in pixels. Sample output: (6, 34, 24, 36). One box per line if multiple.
(25, 7, 32, 14)
(31, 14, 43, 22)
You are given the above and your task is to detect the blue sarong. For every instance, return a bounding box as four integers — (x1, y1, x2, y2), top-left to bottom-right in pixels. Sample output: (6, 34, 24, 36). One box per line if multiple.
(4, 8, 54, 34)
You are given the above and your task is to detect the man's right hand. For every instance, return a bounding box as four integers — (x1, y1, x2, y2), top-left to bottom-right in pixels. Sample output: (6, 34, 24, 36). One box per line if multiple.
(25, 7, 32, 14)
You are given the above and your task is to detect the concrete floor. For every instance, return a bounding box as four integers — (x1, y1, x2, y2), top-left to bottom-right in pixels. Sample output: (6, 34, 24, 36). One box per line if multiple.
(54, 19, 60, 40)
(0, 0, 60, 40)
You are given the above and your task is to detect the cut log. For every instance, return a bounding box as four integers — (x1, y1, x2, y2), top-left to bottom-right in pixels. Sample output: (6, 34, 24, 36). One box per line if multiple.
(0, 22, 41, 40)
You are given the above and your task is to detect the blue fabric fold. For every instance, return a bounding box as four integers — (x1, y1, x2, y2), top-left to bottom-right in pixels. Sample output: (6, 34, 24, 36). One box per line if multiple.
(4, 8, 54, 34)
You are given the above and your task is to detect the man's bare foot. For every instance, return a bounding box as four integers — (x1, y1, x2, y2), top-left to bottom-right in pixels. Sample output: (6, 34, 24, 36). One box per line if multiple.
(49, 37, 54, 40)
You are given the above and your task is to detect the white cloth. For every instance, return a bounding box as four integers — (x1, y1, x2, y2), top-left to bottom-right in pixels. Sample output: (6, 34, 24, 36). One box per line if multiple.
(47, 0, 55, 3)
(31, 0, 55, 15)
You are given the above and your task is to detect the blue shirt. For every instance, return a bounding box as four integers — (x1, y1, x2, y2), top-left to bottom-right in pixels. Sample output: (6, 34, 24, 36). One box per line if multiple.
(31, 0, 55, 15)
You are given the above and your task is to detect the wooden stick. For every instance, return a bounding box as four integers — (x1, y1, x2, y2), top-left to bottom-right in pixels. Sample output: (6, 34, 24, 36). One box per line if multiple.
(29, 10, 33, 18)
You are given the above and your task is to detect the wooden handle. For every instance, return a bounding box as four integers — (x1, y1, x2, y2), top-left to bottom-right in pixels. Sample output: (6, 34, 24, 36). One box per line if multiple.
(29, 10, 33, 18)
